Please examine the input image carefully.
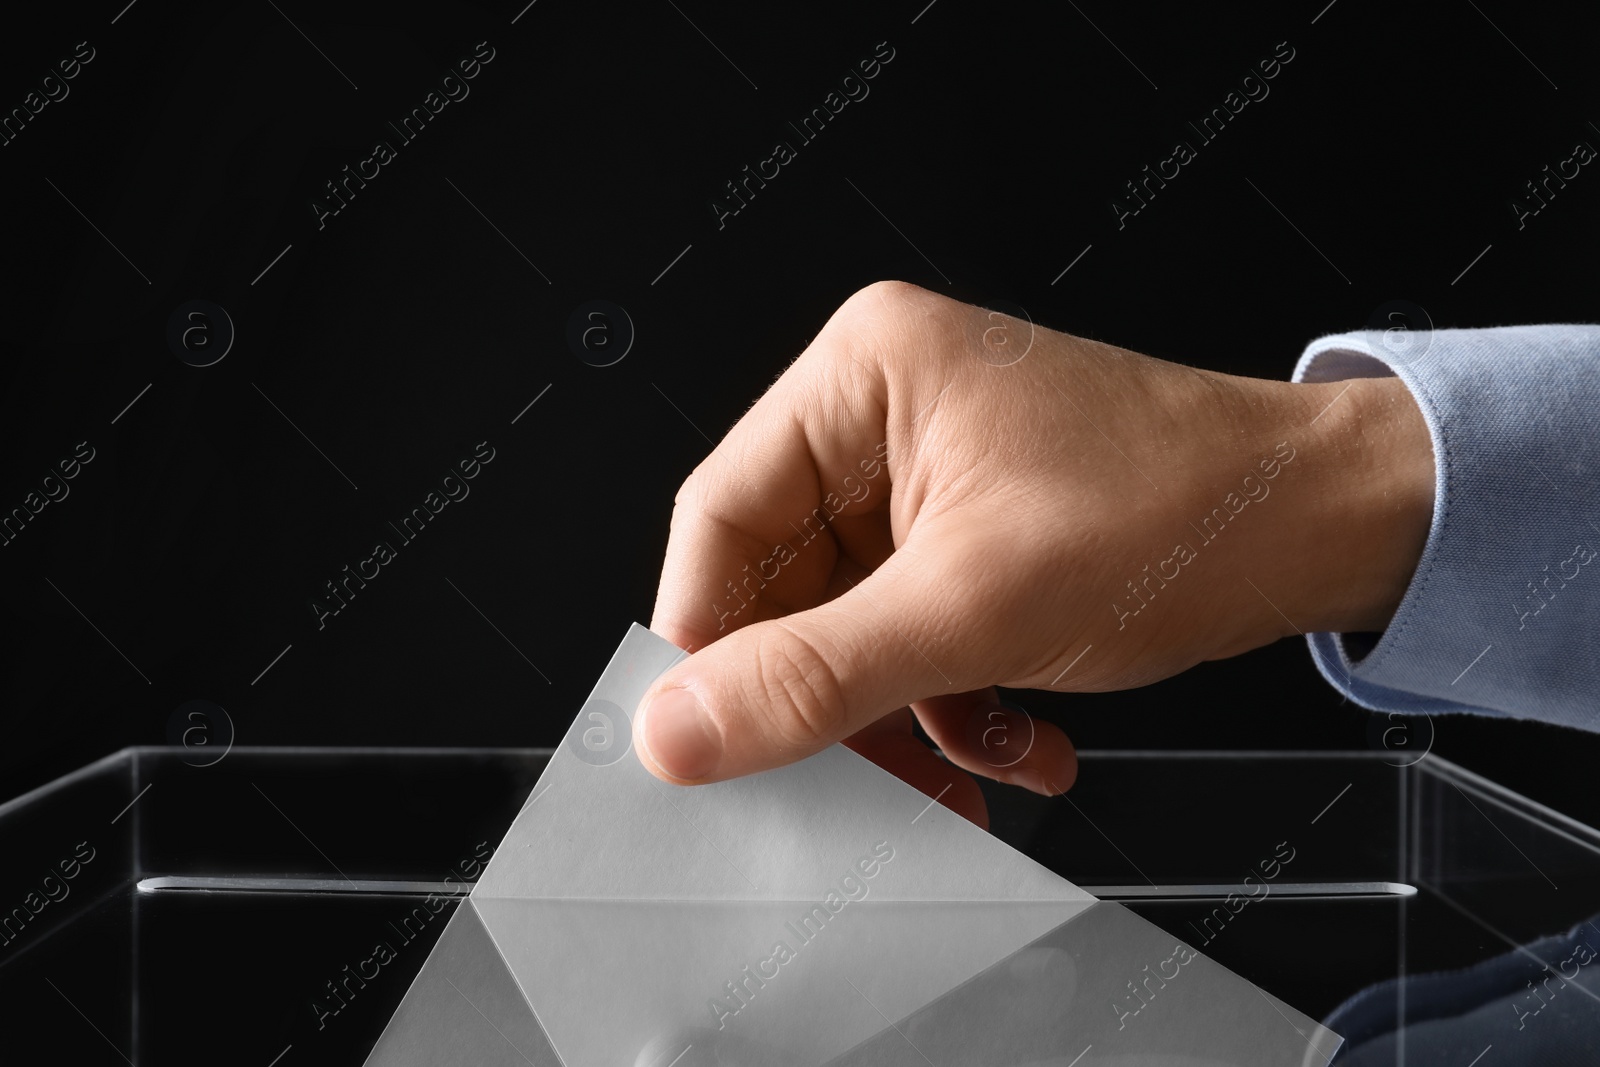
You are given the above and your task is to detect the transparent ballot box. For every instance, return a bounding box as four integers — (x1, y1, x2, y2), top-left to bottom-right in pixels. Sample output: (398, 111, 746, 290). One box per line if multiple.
(0, 747, 1594, 1065)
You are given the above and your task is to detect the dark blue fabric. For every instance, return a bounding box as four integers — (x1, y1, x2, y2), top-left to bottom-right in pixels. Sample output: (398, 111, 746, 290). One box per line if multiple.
(1324, 913, 1600, 1064)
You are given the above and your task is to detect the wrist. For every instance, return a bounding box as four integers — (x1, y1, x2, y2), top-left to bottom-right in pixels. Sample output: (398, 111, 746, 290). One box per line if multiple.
(1284, 374, 1436, 635)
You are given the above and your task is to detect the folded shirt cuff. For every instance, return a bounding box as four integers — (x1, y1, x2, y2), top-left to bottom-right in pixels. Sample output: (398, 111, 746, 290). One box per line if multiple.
(1291, 324, 1600, 731)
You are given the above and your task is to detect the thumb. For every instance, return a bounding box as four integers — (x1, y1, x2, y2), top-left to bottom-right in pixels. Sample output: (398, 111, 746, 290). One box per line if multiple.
(633, 557, 972, 784)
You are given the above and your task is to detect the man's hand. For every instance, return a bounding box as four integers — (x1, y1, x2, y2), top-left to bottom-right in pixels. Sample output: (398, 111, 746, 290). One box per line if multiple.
(633, 282, 1435, 826)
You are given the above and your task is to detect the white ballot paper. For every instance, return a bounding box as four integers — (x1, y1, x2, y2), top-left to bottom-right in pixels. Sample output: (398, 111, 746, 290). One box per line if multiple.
(366, 624, 1341, 1066)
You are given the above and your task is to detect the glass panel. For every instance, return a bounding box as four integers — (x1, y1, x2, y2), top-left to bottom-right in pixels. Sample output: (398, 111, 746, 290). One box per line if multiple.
(2, 745, 1596, 1064)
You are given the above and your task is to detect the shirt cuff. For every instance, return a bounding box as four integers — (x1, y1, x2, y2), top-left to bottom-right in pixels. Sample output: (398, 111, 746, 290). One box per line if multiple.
(1291, 324, 1600, 731)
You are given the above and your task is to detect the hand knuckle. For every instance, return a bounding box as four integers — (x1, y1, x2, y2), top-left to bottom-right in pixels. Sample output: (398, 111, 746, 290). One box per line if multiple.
(819, 281, 939, 366)
(671, 463, 708, 512)
(848, 279, 926, 309)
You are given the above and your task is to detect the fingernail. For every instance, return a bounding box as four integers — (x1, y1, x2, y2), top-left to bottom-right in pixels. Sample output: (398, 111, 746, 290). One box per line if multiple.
(640, 688, 721, 781)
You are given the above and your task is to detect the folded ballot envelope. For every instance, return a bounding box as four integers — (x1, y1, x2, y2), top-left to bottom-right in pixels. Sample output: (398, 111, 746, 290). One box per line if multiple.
(366, 624, 1341, 1066)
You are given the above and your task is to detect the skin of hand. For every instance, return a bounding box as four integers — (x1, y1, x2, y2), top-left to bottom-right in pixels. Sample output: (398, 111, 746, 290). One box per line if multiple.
(634, 281, 1436, 827)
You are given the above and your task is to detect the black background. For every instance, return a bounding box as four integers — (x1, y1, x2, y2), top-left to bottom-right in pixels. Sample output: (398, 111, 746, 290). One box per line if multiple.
(2, 2, 1596, 817)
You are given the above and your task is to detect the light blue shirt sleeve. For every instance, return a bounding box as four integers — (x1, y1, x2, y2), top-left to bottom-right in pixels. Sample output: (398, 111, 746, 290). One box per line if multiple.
(1290, 324, 1600, 732)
